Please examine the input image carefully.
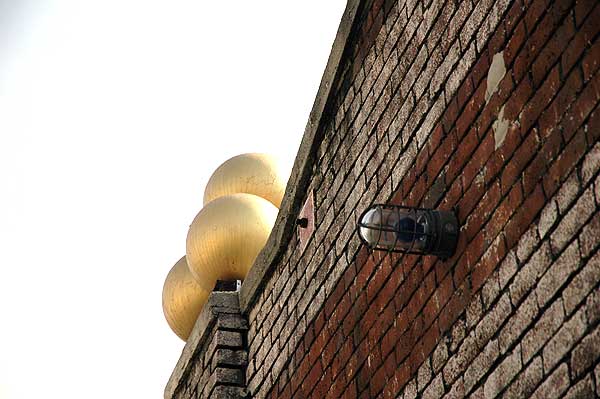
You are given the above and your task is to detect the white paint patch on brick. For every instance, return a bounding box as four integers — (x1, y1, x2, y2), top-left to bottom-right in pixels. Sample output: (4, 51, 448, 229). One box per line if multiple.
(486, 52, 506, 103)
(493, 105, 509, 150)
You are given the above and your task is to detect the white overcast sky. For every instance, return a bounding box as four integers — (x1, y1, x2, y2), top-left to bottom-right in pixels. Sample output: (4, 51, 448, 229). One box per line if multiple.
(0, 1, 345, 398)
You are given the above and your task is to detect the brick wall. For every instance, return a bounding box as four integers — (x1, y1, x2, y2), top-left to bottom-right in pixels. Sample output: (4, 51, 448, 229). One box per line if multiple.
(242, 0, 600, 397)
(166, 0, 600, 397)
(166, 293, 249, 399)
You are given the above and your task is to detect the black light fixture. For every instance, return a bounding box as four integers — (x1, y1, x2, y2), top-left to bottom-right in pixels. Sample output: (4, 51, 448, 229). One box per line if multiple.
(357, 204, 459, 259)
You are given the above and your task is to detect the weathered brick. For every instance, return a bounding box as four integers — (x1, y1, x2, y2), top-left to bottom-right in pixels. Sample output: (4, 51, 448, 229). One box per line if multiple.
(538, 200, 558, 238)
(543, 306, 587, 371)
(503, 355, 543, 399)
(475, 293, 512, 349)
(417, 355, 432, 391)
(579, 211, 600, 258)
(431, 340, 448, 374)
(464, 339, 499, 393)
(443, 331, 477, 385)
(586, 286, 600, 325)
(563, 250, 600, 315)
(483, 345, 522, 398)
(571, 326, 600, 379)
(531, 363, 570, 399)
(555, 170, 582, 215)
(509, 241, 552, 304)
(521, 299, 565, 363)
(499, 294, 539, 353)
(536, 240, 581, 308)
(422, 374, 444, 399)
(563, 374, 595, 399)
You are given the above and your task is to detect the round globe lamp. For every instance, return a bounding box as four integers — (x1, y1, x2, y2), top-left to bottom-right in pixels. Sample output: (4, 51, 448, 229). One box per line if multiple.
(186, 193, 278, 291)
(162, 256, 210, 341)
(203, 153, 288, 208)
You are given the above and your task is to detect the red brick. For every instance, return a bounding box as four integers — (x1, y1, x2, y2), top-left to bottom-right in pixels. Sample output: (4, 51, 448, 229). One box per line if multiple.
(408, 321, 440, 374)
(324, 279, 345, 318)
(562, 70, 600, 141)
(520, 66, 561, 134)
(331, 339, 353, 379)
(404, 271, 435, 322)
(440, 178, 463, 211)
(476, 76, 514, 137)
(322, 332, 344, 368)
(543, 127, 589, 197)
(455, 83, 486, 140)
(472, 234, 507, 292)
(415, 138, 432, 171)
(301, 361, 324, 396)
(355, 249, 377, 292)
(428, 123, 445, 155)
(372, 265, 402, 313)
(369, 364, 388, 396)
(393, 262, 423, 311)
(582, 36, 600, 81)
(457, 76, 475, 110)
(504, 74, 533, 122)
(531, 13, 576, 87)
(486, 122, 522, 182)
(427, 130, 458, 179)
(523, 128, 563, 195)
(524, 0, 551, 34)
(381, 319, 401, 357)
(513, 44, 534, 84)
(381, 363, 410, 398)
(500, 129, 540, 194)
(562, 4, 600, 74)
(447, 126, 479, 183)
(490, 20, 508, 54)
(366, 255, 393, 304)
(505, 183, 546, 249)
(441, 97, 458, 137)
(520, 0, 577, 75)
(312, 368, 333, 398)
(423, 272, 454, 327)
(504, 0, 526, 34)
(471, 50, 491, 87)
(539, 67, 584, 139)
(439, 280, 472, 334)
(485, 182, 523, 243)
(458, 176, 488, 223)
(505, 20, 527, 66)
(574, 0, 595, 26)
(586, 104, 600, 144)
(381, 351, 397, 380)
(462, 130, 495, 190)
(342, 380, 358, 399)
(453, 252, 471, 290)
(463, 182, 502, 241)
(395, 315, 423, 363)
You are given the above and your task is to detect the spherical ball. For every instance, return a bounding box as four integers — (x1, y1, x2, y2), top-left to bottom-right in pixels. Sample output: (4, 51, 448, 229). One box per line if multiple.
(186, 193, 278, 290)
(162, 256, 210, 341)
(203, 153, 289, 208)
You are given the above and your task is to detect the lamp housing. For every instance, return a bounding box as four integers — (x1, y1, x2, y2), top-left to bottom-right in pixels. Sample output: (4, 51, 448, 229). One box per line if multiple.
(357, 204, 458, 259)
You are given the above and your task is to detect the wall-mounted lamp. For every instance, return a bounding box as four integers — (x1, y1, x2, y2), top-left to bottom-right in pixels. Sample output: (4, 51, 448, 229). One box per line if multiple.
(357, 204, 459, 259)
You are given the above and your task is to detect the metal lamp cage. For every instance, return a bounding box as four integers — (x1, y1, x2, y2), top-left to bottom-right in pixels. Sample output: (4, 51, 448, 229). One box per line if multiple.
(357, 204, 459, 260)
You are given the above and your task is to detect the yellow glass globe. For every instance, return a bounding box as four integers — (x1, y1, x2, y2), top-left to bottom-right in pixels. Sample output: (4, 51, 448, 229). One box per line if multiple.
(162, 256, 210, 341)
(186, 193, 278, 291)
(203, 153, 288, 208)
